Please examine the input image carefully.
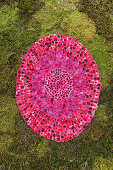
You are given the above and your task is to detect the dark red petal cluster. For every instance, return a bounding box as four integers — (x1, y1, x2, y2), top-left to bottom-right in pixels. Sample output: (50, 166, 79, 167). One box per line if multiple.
(16, 34, 101, 142)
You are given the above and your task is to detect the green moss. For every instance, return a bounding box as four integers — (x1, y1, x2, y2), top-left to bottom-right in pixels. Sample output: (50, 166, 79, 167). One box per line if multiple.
(61, 10, 96, 42)
(84, 102, 110, 141)
(17, 0, 44, 17)
(0, 134, 13, 154)
(81, 35, 113, 87)
(93, 157, 113, 170)
(0, 5, 41, 66)
(39, 28, 66, 40)
(3, 112, 50, 169)
(78, 0, 113, 40)
(49, 136, 97, 169)
(84, 121, 105, 141)
(109, 14, 113, 21)
(79, 160, 89, 170)
(32, 2, 96, 43)
(0, 54, 22, 96)
(32, 0, 78, 33)
(95, 105, 108, 125)
(0, 5, 19, 31)
(15, 112, 42, 145)
(99, 129, 113, 157)
(32, 4, 63, 31)
(0, 95, 19, 133)
(41, 0, 77, 11)
(58, 166, 69, 170)
(0, 0, 45, 17)
(0, 5, 42, 95)
(36, 139, 49, 158)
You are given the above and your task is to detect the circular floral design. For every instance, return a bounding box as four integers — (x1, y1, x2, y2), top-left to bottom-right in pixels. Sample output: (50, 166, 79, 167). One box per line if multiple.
(16, 34, 101, 142)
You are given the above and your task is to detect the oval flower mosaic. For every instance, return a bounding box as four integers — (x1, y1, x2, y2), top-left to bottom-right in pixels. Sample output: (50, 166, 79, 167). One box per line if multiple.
(16, 34, 101, 142)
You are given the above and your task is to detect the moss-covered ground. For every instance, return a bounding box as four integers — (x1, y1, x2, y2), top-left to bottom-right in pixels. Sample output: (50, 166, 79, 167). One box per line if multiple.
(0, 0, 113, 169)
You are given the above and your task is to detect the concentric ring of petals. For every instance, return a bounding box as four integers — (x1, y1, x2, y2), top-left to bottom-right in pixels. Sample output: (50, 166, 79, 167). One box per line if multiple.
(16, 34, 101, 142)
